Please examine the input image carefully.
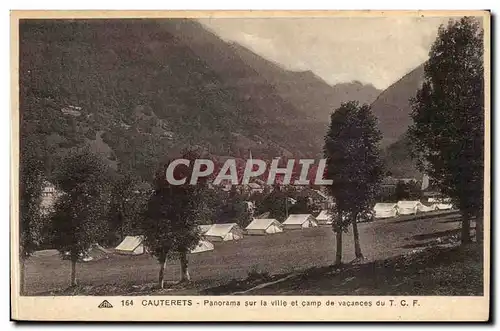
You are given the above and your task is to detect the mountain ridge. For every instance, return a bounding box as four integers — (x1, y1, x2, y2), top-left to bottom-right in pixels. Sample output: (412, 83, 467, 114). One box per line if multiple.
(20, 18, 382, 182)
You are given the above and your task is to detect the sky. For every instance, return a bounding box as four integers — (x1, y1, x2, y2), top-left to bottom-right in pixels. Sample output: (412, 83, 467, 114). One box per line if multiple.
(197, 16, 452, 90)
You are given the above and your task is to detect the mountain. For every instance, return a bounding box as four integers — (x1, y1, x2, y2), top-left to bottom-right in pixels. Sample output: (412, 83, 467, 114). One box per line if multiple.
(382, 133, 421, 178)
(225, 42, 381, 122)
(160, 20, 381, 123)
(19, 18, 380, 182)
(370, 64, 425, 148)
(370, 64, 426, 177)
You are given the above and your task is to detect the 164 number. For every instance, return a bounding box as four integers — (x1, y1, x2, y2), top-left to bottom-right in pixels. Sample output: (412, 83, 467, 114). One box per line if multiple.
(121, 300, 134, 307)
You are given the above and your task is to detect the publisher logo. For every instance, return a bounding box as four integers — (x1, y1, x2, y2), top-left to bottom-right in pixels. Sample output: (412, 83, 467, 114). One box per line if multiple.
(98, 300, 113, 308)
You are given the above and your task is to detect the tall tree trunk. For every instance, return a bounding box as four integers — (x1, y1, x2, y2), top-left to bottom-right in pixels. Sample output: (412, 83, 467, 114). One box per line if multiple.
(20, 257, 25, 295)
(70, 258, 77, 287)
(180, 252, 191, 282)
(352, 213, 363, 259)
(475, 210, 483, 244)
(461, 212, 472, 246)
(158, 257, 167, 289)
(335, 230, 343, 265)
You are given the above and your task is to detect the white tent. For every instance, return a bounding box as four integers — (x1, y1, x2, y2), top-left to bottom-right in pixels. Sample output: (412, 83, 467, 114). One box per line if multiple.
(198, 224, 213, 236)
(434, 203, 454, 210)
(418, 204, 436, 212)
(245, 219, 283, 235)
(189, 239, 214, 254)
(204, 223, 244, 242)
(397, 201, 423, 215)
(114, 235, 145, 255)
(427, 197, 453, 210)
(373, 203, 398, 218)
(428, 197, 452, 203)
(316, 210, 334, 225)
(282, 214, 318, 230)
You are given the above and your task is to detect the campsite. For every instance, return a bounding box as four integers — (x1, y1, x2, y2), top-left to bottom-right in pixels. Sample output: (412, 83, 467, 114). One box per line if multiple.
(17, 16, 485, 301)
(24, 209, 463, 296)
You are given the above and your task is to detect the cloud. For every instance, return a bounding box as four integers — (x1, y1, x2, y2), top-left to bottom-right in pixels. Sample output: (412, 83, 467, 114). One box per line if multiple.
(197, 16, 452, 90)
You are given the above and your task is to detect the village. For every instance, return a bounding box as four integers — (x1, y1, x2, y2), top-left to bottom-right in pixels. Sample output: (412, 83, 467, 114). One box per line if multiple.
(20, 170, 461, 297)
(17, 15, 485, 300)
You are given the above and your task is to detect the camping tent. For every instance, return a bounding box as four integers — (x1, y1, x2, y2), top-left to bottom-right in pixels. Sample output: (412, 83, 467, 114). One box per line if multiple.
(204, 223, 244, 242)
(114, 235, 145, 255)
(63, 243, 110, 262)
(427, 197, 453, 210)
(397, 201, 423, 215)
(418, 203, 436, 212)
(373, 203, 398, 218)
(198, 224, 213, 236)
(245, 218, 283, 235)
(434, 203, 454, 210)
(282, 214, 318, 230)
(189, 239, 214, 254)
(428, 197, 452, 203)
(316, 210, 334, 225)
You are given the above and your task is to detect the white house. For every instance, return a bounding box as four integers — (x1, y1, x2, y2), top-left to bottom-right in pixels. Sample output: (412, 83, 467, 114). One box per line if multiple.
(39, 181, 63, 216)
(204, 223, 244, 242)
(247, 182, 264, 194)
(373, 203, 399, 219)
(245, 218, 283, 235)
(282, 214, 318, 230)
(316, 210, 334, 225)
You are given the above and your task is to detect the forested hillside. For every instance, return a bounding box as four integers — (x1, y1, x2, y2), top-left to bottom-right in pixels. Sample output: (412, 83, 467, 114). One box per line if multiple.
(20, 19, 381, 182)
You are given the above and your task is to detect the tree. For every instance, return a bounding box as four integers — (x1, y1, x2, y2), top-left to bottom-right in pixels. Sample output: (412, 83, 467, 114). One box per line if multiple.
(324, 101, 384, 264)
(395, 181, 410, 201)
(106, 171, 148, 245)
(51, 148, 111, 286)
(288, 196, 312, 215)
(408, 17, 484, 245)
(19, 135, 45, 294)
(141, 150, 211, 288)
(255, 185, 290, 222)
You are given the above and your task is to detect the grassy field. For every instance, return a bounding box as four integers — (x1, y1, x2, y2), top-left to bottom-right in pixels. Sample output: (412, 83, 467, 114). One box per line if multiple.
(24, 211, 473, 296)
(232, 243, 484, 296)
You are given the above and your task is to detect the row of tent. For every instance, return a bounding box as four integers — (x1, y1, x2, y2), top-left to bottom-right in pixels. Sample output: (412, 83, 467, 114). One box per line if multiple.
(111, 199, 453, 256)
(112, 214, 326, 256)
(200, 214, 322, 238)
(113, 235, 216, 256)
(373, 199, 454, 219)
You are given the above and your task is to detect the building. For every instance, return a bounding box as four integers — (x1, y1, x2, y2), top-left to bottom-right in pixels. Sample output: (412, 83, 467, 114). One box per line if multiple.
(247, 182, 264, 194)
(40, 181, 62, 216)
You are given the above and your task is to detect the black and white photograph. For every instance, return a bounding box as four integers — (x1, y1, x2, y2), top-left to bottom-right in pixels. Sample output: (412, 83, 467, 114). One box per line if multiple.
(11, 10, 490, 322)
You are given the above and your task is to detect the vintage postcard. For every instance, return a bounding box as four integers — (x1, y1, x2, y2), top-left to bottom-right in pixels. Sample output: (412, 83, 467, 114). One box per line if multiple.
(10, 10, 490, 322)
